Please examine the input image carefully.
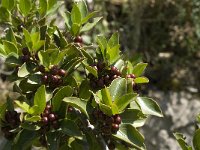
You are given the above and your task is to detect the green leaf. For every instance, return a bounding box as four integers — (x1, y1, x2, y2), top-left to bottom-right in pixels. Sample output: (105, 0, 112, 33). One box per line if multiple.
(19, 0, 32, 16)
(134, 77, 149, 84)
(1, 0, 15, 11)
(47, 0, 56, 10)
(108, 32, 119, 48)
(52, 86, 73, 112)
(6, 97, 14, 111)
(21, 122, 40, 131)
(3, 40, 18, 55)
(120, 109, 147, 127)
(0, 6, 11, 22)
(100, 87, 112, 107)
(114, 59, 124, 70)
(39, 0, 48, 16)
(13, 129, 37, 150)
(71, 4, 81, 24)
(6, 28, 17, 45)
(107, 44, 120, 64)
(174, 133, 192, 150)
(28, 105, 40, 115)
(33, 85, 46, 114)
(114, 93, 137, 112)
(71, 23, 81, 36)
(60, 119, 82, 138)
(15, 101, 30, 112)
(99, 102, 112, 116)
(77, 0, 88, 19)
(96, 35, 107, 58)
(62, 11, 72, 30)
(113, 124, 145, 149)
(81, 11, 98, 24)
(109, 78, 127, 101)
(136, 97, 163, 117)
(79, 80, 91, 99)
(193, 129, 200, 150)
(0, 103, 7, 120)
(80, 17, 102, 33)
(23, 28, 31, 43)
(63, 97, 88, 117)
(25, 115, 41, 122)
(132, 63, 148, 77)
(0, 44, 6, 57)
(17, 63, 30, 77)
(83, 64, 98, 78)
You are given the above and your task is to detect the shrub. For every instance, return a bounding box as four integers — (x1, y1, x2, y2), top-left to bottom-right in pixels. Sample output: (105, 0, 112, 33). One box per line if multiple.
(0, 0, 163, 149)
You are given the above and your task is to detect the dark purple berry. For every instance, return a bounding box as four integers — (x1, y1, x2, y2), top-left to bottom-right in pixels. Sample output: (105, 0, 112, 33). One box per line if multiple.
(97, 62, 105, 70)
(22, 47, 30, 55)
(45, 104, 52, 111)
(52, 121, 59, 129)
(97, 78, 104, 87)
(101, 125, 111, 135)
(38, 65, 45, 73)
(58, 69, 67, 77)
(50, 66, 59, 75)
(42, 117, 49, 125)
(106, 116, 114, 125)
(50, 75, 59, 84)
(41, 75, 48, 84)
(21, 55, 30, 62)
(114, 115, 121, 124)
(35, 52, 39, 60)
(74, 36, 83, 43)
(111, 123, 119, 133)
(48, 113, 56, 122)
(108, 142, 115, 150)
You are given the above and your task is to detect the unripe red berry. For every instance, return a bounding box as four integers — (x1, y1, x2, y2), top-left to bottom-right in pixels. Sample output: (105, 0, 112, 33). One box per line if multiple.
(74, 36, 83, 43)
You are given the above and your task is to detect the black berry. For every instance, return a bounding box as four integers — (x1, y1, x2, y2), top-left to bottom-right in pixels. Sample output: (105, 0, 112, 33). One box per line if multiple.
(50, 65, 59, 75)
(41, 75, 48, 84)
(58, 69, 66, 77)
(22, 47, 30, 55)
(111, 123, 119, 133)
(42, 117, 49, 125)
(38, 65, 45, 73)
(114, 115, 121, 124)
(21, 55, 30, 62)
(48, 113, 56, 122)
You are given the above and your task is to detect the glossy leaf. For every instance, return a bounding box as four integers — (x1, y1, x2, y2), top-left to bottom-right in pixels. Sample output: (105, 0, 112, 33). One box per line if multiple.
(17, 63, 30, 77)
(15, 101, 30, 112)
(113, 124, 145, 150)
(52, 86, 73, 111)
(108, 32, 119, 48)
(80, 17, 102, 33)
(81, 11, 98, 24)
(96, 35, 107, 59)
(33, 85, 46, 114)
(99, 102, 112, 116)
(71, 4, 81, 24)
(77, 0, 88, 19)
(19, 0, 32, 16)
(6, 28, 17, 45)
(0, 7, 11, 22)
(136, 97, 163, 117)
(39, 0, 48, 16)
(101, 87, 113, 107)
(174, 133, 192, 150)
(114, 93, 137, 112)
(134, 77, 149, 84)
(0, 103, 7, 120)
(109, 78, 127, 101)
(63, 97, 88, 117)
(132, 63, 148, 77)
(60, 119, 82, 137)
(193, 129, 200, 150)
(120, 109, 147, 127)
(71, 23, 81, 36)
(2, 0, 15, 11)
(107, 44, 120, 64)
(25, 115, 41, 122)
(79, 80, 91, 99)
(83, 63, 98, 77)
(3, 40, 18, 55)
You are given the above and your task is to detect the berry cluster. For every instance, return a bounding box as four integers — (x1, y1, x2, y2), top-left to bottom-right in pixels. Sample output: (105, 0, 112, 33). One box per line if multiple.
(40, 104, 59, 130)
(1, 110, 21, 140)
(88, 63, 121, 90)
(92, 109, 121, 135)
(41, 65, 67, 88)
(126, 73, 138, 91)
(20, 47, 39, 63)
